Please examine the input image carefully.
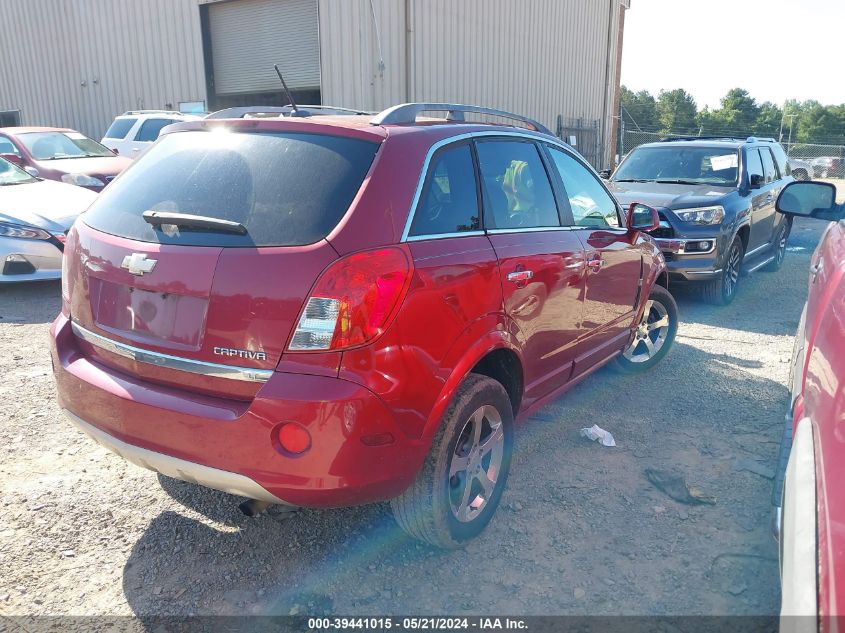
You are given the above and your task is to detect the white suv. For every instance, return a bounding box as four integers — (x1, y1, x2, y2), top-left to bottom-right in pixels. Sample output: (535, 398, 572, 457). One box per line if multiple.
(101, 111, 201, 157)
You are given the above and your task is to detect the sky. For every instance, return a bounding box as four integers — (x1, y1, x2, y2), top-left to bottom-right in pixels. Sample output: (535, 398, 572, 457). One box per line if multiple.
(621, 0, 845, 110)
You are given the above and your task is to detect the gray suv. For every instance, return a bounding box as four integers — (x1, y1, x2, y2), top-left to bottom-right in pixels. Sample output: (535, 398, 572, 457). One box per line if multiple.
(608, 136, 793, 304)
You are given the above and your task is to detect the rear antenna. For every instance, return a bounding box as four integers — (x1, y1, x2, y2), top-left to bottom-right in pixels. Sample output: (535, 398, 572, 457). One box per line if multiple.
(274, 64, 309, 117)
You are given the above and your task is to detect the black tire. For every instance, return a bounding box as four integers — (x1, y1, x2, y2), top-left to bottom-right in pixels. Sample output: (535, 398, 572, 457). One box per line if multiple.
(391, 374, 514, 548)
(764, 221, 789, 272)
(793, 169, 808, 181)
(615, 284, 678, 374)
(700, 237, 744, 305)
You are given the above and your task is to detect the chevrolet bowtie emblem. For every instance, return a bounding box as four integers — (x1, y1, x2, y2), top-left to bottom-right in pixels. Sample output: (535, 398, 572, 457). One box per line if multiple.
(121, 253, 157, 276)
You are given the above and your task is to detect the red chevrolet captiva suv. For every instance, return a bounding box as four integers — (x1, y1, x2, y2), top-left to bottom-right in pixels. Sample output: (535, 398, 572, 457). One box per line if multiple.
(51, 103, 678, 548)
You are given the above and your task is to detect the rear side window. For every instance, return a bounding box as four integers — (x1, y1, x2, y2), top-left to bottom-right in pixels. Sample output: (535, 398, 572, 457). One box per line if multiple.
(745, 148, 764, 181)
(476, 140, 559, 230)
(770, 143, 790, 179)
(83, 131, 380, 247)
(409, 144, 480, 237)
(548, 147, 620, 228)
(760, 147, 778, 183)
(135, 118, 176, 143)
(104, 118, 137, 139)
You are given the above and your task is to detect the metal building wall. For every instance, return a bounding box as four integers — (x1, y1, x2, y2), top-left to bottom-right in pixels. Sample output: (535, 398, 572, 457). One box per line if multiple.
(318, 0, 628, 166)
(0, 0, 207, 139)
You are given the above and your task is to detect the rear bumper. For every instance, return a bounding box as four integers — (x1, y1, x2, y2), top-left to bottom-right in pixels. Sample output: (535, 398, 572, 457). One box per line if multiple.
(65, 409, 288, 504)
(51, 314, 427, 508)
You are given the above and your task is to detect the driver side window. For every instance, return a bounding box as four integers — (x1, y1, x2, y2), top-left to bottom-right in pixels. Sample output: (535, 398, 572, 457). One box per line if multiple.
(547, 147, 620, 228)
(409, 144, 480, 237)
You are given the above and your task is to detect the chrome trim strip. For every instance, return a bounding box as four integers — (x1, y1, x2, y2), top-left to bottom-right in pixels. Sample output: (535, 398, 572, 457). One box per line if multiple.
(654, 237, 716, 255)
(64, 410, 290, 505)
(400, 130, 573, 242)
(686, 268, 723, 275)
(405, 230, 485, 242)
(744, 255, 775, 274)
(744, 242, 769, 258)
(486, 226, 577, 234)
(70, 322, 273, 383)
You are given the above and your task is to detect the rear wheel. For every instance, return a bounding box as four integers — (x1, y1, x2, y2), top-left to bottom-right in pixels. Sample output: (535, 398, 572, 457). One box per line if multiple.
(391, 374, 514, 548)
(615, 285, 678, 373)
(793, 169, 809, 181)
(700, 237, 744, 305)
(764, 222, 789, 272)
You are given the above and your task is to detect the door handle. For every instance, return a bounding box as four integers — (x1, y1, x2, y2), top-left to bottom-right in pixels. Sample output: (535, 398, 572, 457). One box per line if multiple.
(587, 258, 605, 273)
(507, 270, 534, 283)
(810, 259, 823, 281)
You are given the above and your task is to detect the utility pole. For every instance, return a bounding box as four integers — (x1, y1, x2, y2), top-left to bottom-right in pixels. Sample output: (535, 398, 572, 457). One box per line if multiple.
(784, 113, 798, 155)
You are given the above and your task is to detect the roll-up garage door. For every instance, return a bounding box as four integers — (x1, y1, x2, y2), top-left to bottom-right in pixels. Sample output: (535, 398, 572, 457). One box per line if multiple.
(208, 0, 320, 96)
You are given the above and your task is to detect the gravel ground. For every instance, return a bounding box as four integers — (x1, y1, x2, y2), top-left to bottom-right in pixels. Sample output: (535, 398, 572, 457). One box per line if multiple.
(0, 216, 828, 618)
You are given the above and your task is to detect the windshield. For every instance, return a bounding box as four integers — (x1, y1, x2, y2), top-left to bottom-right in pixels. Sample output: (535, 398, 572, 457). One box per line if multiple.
(0, 156, 37, 186)
(19, 131, 115, 160)
(613, 146, 740, 186)
(83, 130, 380, 247)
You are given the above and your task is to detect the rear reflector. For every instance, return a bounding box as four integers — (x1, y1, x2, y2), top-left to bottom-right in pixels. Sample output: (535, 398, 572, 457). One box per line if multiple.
(288, 247, 413, 351)
(277, 423, 311, 454)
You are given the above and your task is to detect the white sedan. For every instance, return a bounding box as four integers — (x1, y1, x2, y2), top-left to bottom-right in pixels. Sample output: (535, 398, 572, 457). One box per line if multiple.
(0, 157, 96, 282)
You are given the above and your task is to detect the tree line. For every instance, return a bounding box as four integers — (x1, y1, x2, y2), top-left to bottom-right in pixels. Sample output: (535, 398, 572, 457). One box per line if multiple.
(620, 87, 845, 145)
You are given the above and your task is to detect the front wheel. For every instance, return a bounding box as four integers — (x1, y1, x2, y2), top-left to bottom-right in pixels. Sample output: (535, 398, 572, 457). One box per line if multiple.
(391, 374, 514, 548)
(700, 237, 744, 305)
(615, 285, 678, 373)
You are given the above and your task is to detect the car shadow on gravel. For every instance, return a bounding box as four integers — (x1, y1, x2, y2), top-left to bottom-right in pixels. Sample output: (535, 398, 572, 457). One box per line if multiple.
(0, 280, 61, 325)
(120, 336, 788, 617)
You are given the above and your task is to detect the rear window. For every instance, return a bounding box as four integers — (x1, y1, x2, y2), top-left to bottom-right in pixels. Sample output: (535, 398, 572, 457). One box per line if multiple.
(82, 130, 380, 247)
(104, 118, 137, 139)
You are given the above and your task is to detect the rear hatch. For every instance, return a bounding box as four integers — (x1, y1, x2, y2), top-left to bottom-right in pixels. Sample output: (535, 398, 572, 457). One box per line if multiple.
(66, 126, 381, 399)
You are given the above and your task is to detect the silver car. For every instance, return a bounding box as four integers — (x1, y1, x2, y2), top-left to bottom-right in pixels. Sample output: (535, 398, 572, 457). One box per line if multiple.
(0, 157, 96, 282)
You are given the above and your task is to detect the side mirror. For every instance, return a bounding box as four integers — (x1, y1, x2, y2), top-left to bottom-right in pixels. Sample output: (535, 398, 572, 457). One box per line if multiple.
(598, 169, 612, 180)
(776, 181, 844, 221)
(0, 153, 22, 166)
(627, 203, 659, 232)
(23, 166, 39, 178)
(749, 174, 765, 189)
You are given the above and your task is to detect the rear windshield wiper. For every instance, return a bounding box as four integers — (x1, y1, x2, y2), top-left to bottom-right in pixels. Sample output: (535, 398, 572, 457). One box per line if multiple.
(142, 211, 248, 235)
(653, 179, 702, 185)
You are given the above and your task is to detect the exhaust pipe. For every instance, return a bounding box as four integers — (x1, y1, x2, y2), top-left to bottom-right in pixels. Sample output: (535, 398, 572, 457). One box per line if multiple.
(238, 499, 273, 517)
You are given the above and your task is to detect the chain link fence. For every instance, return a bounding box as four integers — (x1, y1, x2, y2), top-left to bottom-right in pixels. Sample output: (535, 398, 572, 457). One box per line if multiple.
(619, 128, 845, 181)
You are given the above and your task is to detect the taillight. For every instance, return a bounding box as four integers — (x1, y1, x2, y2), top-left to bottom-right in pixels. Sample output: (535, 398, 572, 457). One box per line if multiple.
(288, 247, 413, 351)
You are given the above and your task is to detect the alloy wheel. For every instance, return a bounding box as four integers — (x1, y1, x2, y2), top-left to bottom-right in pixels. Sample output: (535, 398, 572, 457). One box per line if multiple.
(448, 405, 505, 523)
(775, 228, 787, 266)
(723, 244, 741, 298)
(622, 298, 672, 363)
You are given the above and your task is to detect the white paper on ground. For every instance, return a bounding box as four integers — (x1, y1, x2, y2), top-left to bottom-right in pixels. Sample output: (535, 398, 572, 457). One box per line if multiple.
(580, 424, 617, 447)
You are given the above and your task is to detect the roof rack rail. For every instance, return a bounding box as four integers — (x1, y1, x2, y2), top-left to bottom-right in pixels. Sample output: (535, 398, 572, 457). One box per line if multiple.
(204, 104, 373, 120)
(659, 135, 779, 144)
(122, 110, 183, 116)
(370, 103, 553, 136)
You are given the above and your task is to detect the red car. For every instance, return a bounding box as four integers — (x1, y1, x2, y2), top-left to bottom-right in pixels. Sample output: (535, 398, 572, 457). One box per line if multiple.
(50, 103, 677, 547)
(774, 181, 845, 618)
(0, 126, 132, 191)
